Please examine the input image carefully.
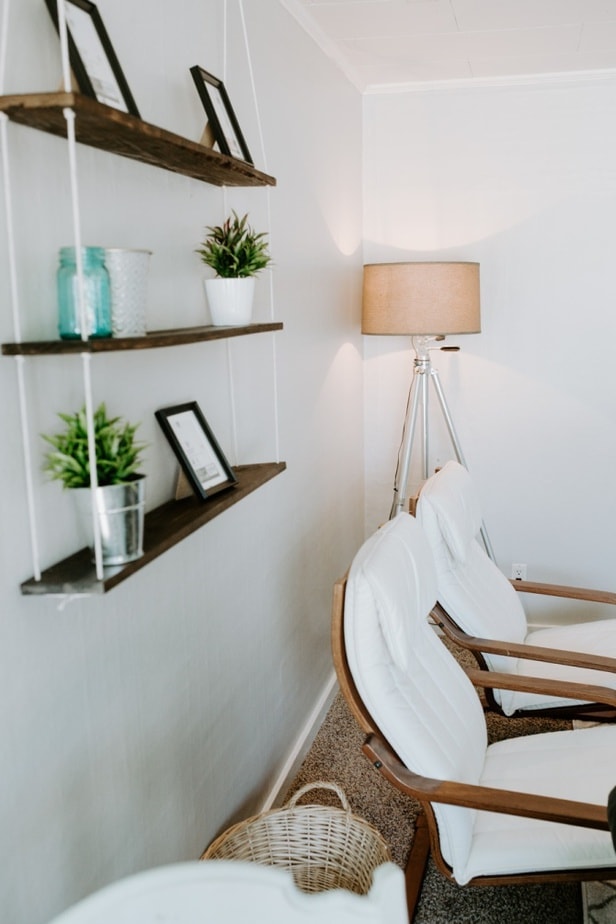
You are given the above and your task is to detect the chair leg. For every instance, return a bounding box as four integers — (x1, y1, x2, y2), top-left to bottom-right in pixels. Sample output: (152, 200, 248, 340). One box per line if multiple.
(404, 810, 430, 922)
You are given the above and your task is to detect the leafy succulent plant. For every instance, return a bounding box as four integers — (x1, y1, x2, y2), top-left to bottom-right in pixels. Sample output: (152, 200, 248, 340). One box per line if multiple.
(196, 210, 272, 278)
(42, 404, 145, 488)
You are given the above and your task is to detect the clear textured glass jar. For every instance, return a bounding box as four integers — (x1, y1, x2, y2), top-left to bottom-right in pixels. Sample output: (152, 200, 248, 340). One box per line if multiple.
(57, 246, 112, 339)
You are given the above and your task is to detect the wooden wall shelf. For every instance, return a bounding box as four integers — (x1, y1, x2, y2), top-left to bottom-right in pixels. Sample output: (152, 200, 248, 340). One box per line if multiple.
(2, 322, 283, 356)
(21, 462, 286, 596)
(3, 90, 282, 598)
(0, 92, 276, 187)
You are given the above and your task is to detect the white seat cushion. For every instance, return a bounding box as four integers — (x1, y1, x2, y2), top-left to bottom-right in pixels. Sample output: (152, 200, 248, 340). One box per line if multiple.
(503, 620, 616, 714)
(461, 724, 616, 884)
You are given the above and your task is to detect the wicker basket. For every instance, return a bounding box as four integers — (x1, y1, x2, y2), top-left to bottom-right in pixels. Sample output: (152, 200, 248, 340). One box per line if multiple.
(201, 781, 391, 895)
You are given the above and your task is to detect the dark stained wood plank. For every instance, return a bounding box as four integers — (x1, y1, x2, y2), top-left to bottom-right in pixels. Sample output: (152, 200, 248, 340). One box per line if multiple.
(20, 462, 286, 595)
(2, 323, 283, 356)
(0, 92, 276, 187)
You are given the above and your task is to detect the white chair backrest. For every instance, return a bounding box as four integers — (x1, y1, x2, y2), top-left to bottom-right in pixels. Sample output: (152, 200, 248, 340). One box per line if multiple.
(416, 461, 529, 656)
(344, 513, 487, 874)
(46, 861, 408, 924)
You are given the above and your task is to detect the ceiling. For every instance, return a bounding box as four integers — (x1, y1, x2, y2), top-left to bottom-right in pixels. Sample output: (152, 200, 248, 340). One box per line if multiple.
(281, 0, 616, 92)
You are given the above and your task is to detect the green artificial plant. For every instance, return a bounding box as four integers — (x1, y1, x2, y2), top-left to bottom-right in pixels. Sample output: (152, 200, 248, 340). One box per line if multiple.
(196, 210, 272, 278)
(42, 404, 145, 488)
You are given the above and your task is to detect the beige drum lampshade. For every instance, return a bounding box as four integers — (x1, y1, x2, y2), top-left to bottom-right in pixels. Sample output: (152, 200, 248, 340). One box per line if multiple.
(362, 262, 480, 336)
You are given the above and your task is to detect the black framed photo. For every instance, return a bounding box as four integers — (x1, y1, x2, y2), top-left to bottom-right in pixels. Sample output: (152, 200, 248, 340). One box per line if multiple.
(155, 402, 237, 500)
(44, 0, 140, 117)
(189, 65, 253, 164)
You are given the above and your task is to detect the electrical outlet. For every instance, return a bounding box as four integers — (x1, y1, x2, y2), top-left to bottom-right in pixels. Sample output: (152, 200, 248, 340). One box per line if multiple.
(511, 563, 527, 581)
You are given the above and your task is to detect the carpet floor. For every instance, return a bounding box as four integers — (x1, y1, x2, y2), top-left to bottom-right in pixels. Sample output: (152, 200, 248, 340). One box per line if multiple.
(282, 676, 588, 922)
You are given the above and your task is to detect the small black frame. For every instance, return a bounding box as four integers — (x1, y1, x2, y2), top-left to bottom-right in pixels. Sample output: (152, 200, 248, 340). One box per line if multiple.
(189, 65, 253, 164)
(44, 0, 140, 118)
(155, 401, 237, 501)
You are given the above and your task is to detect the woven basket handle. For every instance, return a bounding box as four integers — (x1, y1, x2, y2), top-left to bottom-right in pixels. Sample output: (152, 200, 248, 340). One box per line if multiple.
(287, 781, 350, 812)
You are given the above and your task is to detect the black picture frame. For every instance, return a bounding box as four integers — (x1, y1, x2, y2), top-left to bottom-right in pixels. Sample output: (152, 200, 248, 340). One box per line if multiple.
(44, 0, 140, 118)
(189, 65, 253, 164)
(155, 402, 237, 501)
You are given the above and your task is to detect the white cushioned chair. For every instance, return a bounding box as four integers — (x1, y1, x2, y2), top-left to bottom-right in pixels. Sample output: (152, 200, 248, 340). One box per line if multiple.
(332, 513, 616, 919)
(46, 860, 407, 924)
(416, 460, 616, 718)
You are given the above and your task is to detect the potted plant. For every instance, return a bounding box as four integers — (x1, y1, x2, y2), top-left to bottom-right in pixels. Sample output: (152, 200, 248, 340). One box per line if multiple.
(196, 210, 272, 326)
(42, 404, 147, 564)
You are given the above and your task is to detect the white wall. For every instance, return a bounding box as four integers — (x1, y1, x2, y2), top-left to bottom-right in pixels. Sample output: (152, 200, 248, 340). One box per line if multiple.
(0, 3, 364, 922)
(363, 76, 616, 623)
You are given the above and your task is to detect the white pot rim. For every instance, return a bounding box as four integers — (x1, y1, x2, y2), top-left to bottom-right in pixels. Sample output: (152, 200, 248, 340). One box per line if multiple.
(105, 248, 153, 255)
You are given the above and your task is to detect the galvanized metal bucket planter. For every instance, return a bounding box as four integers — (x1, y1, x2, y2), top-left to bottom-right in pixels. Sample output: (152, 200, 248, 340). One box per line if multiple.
(74, 475, 146, 565)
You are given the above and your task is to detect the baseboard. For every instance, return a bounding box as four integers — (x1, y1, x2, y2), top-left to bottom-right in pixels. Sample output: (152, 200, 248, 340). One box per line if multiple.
(259, 671, 338, 812)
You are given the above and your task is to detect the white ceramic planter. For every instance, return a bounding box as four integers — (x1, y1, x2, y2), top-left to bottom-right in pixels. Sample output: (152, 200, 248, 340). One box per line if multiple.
(204, 277, 256, 326)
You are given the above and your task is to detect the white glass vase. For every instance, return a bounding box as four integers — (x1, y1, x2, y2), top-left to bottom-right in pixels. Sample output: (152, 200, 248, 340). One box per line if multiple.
(105, 248, 152, 337)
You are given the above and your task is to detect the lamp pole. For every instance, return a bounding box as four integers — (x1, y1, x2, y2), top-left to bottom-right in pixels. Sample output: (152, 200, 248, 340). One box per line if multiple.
(390, 336, 495, 562)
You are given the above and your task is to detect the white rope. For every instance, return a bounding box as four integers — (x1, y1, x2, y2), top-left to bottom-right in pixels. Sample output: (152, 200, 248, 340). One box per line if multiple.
(269, 318, 281, 463)
(221, 0, 229, 214)
(0, 0, 10, 95)
(226, 340, 239, 464)
(61, 106, 103, 576)
(1, 105, 43, 580)
(219, 0, 239, 461)
(57, 5, 102, 576)
(238, 0, 281, 462)
(0, 0, 43, 581)
(223, 0, 228, 82)
(55, 593, 90, 610)
(56, 0, 72, 93)
(15, 357, 42, 581)
(238, 0, 268, 174)
(1, 114, 21, 342)
(81, 354, 104, 579)
(62, 108, 89, 339)
(57, 2, 104, 580)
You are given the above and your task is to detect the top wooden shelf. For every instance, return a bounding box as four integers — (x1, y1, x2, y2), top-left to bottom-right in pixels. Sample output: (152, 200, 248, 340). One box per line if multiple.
(1, 322, 283, 356)
(0, 92, 276, 188)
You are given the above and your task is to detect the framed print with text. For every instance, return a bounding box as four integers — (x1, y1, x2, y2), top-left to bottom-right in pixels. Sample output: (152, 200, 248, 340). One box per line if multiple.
(189, 65, 253, 164)
(45, 0, 140, 117)
(155, 402, 237, 500)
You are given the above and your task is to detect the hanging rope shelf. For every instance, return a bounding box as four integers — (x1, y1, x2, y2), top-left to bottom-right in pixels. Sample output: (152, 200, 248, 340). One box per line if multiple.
(0, 0, 284, 597)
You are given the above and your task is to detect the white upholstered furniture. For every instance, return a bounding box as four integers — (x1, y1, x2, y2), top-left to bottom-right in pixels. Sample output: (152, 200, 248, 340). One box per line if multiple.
(332, 513, 616, 918)
(417, 460, 616, 718)
(46, 860, 408, 924)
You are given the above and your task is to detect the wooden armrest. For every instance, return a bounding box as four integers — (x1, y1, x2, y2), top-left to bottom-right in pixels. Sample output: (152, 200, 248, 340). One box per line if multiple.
(510, 579, 616, 605)
(465, 667, 616, 709)
(433, 604, 616, 674)
(363, 734, 609, 831)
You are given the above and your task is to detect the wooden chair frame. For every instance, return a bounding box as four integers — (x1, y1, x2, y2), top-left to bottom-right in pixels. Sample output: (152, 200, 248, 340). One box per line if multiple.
(432, 577, 616, 720)
(331, 574, 616, 921)
(413, 475, 616, 720)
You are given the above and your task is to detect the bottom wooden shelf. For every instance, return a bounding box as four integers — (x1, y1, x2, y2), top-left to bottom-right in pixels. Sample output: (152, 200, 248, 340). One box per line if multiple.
(21, 462, 286, 596)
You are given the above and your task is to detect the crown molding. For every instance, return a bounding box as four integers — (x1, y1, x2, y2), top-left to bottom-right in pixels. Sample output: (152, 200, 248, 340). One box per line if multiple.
(360, 67, 616, 95)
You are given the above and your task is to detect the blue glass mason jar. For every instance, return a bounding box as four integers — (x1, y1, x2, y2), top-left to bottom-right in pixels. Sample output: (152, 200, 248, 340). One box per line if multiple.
(57, 246, 112, 339)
